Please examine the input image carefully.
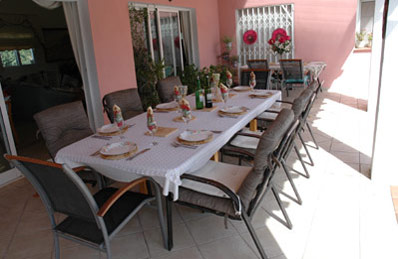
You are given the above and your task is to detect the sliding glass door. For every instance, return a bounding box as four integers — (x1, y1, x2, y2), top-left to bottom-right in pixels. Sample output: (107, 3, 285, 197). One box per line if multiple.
(129, 3, 197, 77)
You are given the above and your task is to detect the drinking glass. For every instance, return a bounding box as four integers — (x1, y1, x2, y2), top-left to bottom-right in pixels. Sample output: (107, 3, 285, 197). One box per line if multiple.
(147, 122, 158, 146)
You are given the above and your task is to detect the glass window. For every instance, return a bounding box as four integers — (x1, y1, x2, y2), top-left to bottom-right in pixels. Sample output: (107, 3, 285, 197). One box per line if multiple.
(0, 48, 35, 67)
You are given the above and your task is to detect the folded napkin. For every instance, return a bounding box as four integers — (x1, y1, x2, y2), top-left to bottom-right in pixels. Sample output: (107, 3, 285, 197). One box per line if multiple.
(179, 98, 192, 120)
(174, 85, 182, 102)
(113, 104, 124, 128)
(147, 107, 157, 132)
(220, 83, 228, 101)
(249, 71, 256, 88)
(226, 70, 233, 87)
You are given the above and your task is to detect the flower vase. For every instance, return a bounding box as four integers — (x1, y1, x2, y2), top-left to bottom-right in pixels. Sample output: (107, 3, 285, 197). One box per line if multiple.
(277, 53, 284, 63)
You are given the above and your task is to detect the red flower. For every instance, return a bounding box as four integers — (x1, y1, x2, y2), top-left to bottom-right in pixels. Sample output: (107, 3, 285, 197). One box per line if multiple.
(243, 30, 258, 45)
(279, 37, 286, 43)
(268, 38, 275, 45)
(272, 28, 288, 39)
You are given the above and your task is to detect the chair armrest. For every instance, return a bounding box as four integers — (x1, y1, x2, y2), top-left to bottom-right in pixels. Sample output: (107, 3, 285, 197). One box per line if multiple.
(222, 146, 255, 159)
(276, 100, 293, 105)
(181, 174, 242, 216)
(97, 177, 149, 217)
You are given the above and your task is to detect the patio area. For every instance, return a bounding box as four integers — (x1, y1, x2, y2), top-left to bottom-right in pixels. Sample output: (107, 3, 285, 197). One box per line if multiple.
(1, 85, 397, 259)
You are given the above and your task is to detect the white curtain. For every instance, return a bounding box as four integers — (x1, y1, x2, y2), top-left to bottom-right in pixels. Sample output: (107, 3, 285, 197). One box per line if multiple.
(31, 0, 104, 129)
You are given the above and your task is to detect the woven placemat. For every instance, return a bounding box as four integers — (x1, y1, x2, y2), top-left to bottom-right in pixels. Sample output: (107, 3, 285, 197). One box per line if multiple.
(177, 134, 213, 145)
(218, 107, 248, 116)
(97, 125, 128, 136)
(194, 106, 218, 112)
(144, 127, 178, 137)
(100, 145, 138, 160)
(249, 93, 273, 99)
(173, 116, 197, 123)
(156, 107, 178, 112)
(229, 93, 236, 98)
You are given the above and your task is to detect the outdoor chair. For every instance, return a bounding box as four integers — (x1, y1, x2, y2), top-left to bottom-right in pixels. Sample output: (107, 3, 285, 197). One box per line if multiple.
(102, 88, 144, 123)
(280, 59, 311, 97)
(33, 101, 102, 187)
(247, 59, 269, 69)
(170, 109, 295, 259)
(156, 76, 182, 103)
(5, 154, 167, 259)
(240, 69, 271, 89)
(221, 109, 304, 228)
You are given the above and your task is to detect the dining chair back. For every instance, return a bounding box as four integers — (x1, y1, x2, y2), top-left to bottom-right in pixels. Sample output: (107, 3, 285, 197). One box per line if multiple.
(240, 69, 271, 89)
(247, 59, 269, 69)
(240, 109, 295, 214)
(176, 109, 295, 259)
(157, 76, 182, 103)
(102, 88, 144, 123)
(5, 154, 167, 259)
(34, 101, 93, 159)
(280, 59, 309, 96)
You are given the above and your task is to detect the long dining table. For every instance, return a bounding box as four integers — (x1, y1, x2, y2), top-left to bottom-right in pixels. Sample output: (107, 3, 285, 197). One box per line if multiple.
(55, 89, 281, 200)
(55, 88, 281, 250)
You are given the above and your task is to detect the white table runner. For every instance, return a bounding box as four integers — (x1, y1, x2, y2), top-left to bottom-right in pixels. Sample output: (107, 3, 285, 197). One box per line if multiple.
(55, 90, 281, 200)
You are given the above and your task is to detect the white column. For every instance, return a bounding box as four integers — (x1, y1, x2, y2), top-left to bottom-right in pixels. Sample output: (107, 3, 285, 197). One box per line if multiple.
(371, 0, 398, 185)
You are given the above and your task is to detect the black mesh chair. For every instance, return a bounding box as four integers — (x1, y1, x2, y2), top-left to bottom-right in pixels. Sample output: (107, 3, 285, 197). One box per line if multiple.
(240, 69, 271, 89)
(5, 155, 167, 259)
(280, 59, 311, 96)
(247, 59, 269, 69)
(102, 88, 144, 123)
(156, 76, 182, 103)
(33, 101, 102, 187)
(169, 109, 295, 259)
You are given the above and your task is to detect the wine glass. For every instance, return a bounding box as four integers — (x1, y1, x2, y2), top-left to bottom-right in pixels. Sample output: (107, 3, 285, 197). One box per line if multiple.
(180, 109, 191, 130)
(147, 122, 158, 146)
(221, 89, 229, 108)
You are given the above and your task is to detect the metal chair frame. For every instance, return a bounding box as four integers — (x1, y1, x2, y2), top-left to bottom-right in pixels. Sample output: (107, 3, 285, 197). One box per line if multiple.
(5, 155, 167, 259)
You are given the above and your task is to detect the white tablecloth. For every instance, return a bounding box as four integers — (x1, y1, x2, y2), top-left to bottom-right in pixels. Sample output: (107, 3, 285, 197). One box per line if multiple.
(55, 90, 281, 200)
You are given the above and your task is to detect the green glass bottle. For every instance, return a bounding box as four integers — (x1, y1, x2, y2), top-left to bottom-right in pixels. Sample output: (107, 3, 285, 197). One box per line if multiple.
(195, 76, 204, 109)
(204, 76, 213, 108)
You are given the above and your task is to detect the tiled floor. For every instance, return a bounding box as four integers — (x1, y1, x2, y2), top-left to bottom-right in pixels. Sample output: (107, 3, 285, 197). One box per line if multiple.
(1, 87, 398, 259)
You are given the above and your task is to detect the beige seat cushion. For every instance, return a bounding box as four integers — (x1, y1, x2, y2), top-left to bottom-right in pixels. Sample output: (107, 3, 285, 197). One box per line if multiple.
(181, 160, 252, 198)
(230, 128, 262, 150)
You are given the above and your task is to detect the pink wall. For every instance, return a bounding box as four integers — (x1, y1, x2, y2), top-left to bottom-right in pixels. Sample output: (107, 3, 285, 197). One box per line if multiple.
(217, 0, 358, 88)
(87, 0, 221, 101)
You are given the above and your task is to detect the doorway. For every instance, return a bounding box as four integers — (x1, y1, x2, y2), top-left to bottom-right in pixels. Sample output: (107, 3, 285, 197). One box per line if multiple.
(0, 0, 84, 183)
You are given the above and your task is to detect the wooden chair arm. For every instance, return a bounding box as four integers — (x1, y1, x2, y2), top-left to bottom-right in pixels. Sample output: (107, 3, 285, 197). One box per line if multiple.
(97, 177, 149, 217)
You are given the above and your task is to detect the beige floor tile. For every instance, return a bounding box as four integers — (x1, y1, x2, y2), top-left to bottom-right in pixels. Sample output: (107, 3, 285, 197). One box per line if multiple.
(138, 205, 182, 230)
(101, 232, 149, 259)
(6, 229, 53, 259)
(60, 245, 100, 259)
(115, 216, 142, 237)
(185, 214, 237, 245)
(0, 234, 11, 258)
(0, 205, 23, 237)
(175, 204, 209, 222)
(151, 246, 203, 259)
(14, 209, 52, 236)
(144, 223, 194, 257)
(25, 252, 53, 259)
(329, 150, 360, 164)
(199, 235, 258, 259)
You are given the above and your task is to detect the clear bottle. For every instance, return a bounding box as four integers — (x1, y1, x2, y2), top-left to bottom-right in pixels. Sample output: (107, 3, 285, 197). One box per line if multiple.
(195, 76, 204, 109)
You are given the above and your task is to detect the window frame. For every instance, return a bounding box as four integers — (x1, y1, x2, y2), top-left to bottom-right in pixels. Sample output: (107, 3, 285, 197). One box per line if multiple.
(128, 2, 200, 74)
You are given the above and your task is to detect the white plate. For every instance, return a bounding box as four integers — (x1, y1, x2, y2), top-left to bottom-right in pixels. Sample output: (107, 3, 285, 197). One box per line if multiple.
(179, 130, 212, 142)
(251, 90, 273, 97)
(100, 141, 137, 156)
(156, 102, 178, 110)
(233, 86, 251, 91)
(97, 124, 120, 134)
(220, 106, 246, 114)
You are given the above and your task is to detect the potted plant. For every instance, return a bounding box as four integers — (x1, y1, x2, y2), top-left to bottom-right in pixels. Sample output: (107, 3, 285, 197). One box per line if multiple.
(355, 31, 366, 48)
(366, 32, 373, 48)
(222, 35, 233, 51)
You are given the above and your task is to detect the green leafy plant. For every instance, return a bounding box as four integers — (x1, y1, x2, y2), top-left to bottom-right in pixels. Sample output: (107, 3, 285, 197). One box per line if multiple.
(178, 64, 199, 94)
(129, 8, 162, 109)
